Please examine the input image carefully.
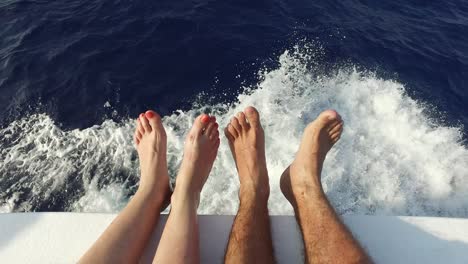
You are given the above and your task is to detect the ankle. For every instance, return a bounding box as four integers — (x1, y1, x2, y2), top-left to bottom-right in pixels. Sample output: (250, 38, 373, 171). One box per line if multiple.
(291, 179, 323, 195)
(137, 184, 168, 205)
(133, 188, 166, 211)
(292, 186, 328, 211)
(174, 170, 203, 196)
(289, 165, 323, 196)
(239, 185, 270, 206)
(171, 184, 200, 209)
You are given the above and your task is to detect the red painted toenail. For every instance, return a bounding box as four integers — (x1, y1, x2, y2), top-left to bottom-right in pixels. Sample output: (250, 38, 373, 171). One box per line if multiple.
(145, 111, 154, 118)
(214, 123, 219, 128)
(139, 113, 144, 118)
(201, 115, 210, 123)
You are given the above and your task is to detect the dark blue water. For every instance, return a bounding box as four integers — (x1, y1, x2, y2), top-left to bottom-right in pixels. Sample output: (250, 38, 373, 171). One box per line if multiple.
(1, 0, 468, 214)
(1, 0, 467, 130)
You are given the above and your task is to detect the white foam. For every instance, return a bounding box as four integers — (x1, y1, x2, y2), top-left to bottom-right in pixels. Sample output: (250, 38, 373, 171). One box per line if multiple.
(73, 183, 129, 213)
(1, 46, 467, 216)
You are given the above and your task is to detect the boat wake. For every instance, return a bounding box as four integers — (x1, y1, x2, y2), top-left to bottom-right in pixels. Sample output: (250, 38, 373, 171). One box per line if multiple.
(1, 46, 467, 217)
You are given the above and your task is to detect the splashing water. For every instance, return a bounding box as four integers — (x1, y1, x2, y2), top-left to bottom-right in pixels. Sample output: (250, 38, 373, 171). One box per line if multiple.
(1, 47, 467, 217)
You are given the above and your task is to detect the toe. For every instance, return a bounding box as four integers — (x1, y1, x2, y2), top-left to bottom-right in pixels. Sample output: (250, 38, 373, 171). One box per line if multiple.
(211, 123, 219, 138)
(317, 109, 340, 127)
(134, 131, 140, 145)
(244, 106, 261, 128)
(329, 121, 343, 135)
(137, 116, 145, 134)
(192, 114, 210, 135)
(210, 138, 221, 157)
(237, 112, 249, 130)
(140, 114, 152, 133)
(326, 120, 341, 132)
(214, 137, 220, 149)
(205, 120, 218, 136)
(331, 129, 342, 140)
(225, 124, 238, 140)
(145, 110, 163, 131)
(210, 130, 219, 141)
(225, 123, 239, 141)
(230, 117, 242, 134)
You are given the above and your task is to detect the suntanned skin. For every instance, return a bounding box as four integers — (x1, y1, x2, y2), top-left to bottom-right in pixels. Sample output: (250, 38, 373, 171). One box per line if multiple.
(79, 110, 171, 264)
(224, 107, 276, 264)
(80, 107, 370, 264)
(280, 110, 372, 264)
(153, 114, 220, 264)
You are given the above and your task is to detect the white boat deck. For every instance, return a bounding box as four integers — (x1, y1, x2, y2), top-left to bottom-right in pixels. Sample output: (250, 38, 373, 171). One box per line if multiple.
(0, 213, 467, 263)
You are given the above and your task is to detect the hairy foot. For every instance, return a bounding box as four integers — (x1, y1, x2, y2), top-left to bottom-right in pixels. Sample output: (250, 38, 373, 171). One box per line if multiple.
(135, 110, 171, 210)
(280, 110, 343, 207)
(174, 114, 220, 205)
(224, 106, 270, 201)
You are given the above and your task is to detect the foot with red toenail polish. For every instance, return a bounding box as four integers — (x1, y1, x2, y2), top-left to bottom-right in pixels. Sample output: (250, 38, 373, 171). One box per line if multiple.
(134, 110, 171, 209)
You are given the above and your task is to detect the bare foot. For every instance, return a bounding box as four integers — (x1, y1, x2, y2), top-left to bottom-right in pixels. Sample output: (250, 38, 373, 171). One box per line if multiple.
(134, 110, 171, 210)
(174, 114, 220, 205)
(280, 110, 343, 207)
(224, 106, 269, 201)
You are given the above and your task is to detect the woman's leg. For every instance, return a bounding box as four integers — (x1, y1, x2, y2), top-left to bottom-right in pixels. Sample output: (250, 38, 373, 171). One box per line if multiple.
(153, 114, 219, 264)
(79, 110, 171, 264)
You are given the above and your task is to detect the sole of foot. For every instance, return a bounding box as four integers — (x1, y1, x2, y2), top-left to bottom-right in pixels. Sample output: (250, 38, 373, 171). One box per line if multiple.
(135, 110, 172, 211)
(280, 109, 343, 207)
(224, 106, 270, 201)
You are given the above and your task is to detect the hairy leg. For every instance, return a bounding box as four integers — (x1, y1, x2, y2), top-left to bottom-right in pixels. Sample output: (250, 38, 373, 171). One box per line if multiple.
(154, 114, 220, 264)
(281, 110, 371, 264)
(224, 106, 275, 264)
(79, 110, 171, 264)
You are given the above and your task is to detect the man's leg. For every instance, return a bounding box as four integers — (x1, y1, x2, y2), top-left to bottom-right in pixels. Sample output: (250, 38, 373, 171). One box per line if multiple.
(281, 110, 371, 263)
(154, 114, 220, 264)
(79, 110, 171, 263)
(224, 106, 275, 264)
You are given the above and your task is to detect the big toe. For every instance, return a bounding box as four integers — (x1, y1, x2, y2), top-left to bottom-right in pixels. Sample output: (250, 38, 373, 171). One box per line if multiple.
(316, 109, 341, 127)
(145, 110, 164, 131)
(192, 113, 211, 134)
(244, 106, 261, 128)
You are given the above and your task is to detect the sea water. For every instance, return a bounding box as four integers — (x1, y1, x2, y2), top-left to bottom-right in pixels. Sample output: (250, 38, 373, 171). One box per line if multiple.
(1, 47, 467, 217)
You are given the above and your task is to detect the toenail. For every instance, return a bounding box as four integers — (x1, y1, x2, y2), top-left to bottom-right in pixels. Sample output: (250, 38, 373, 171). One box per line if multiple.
(201, 115, 210, 123)
(139, 113, 144, 118)
(145, 111, 154, 118)
(214, 123, 218, 128)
